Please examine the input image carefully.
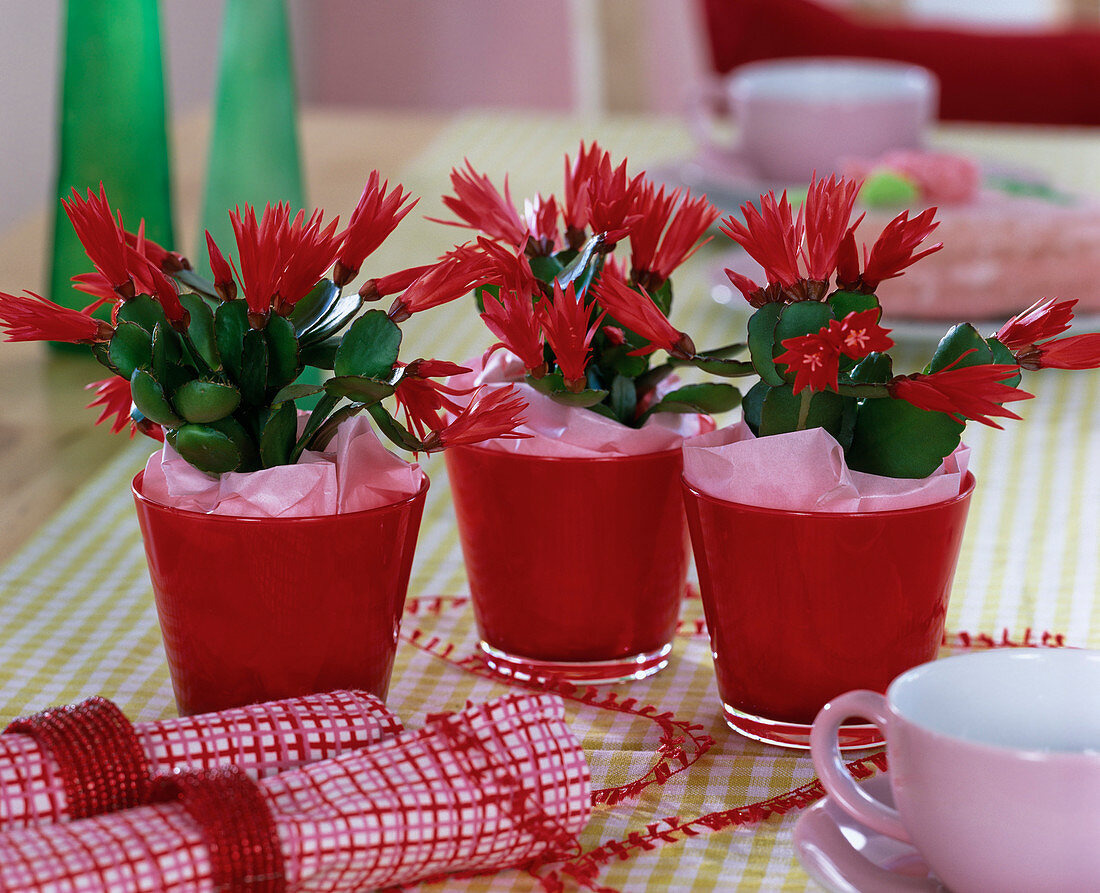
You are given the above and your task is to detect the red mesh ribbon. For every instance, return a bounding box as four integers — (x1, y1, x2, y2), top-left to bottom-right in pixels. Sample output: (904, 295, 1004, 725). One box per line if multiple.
(3, 696, 149, 819)
(152, 766, 285, 893)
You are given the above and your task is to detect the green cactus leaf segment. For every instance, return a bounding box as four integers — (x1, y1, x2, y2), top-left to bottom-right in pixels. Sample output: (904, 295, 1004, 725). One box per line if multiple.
(129, 368, 182, 426)
(260, 400, 298, 468)
(174, 379, 242, 424)
(173, 423, 243, 474)
(847, 397, 964, 478)
(333, 310, 402, 379)
(108, 321, 153, 380)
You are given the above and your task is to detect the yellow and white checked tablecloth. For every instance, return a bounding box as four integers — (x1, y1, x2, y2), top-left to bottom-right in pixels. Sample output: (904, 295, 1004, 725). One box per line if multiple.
(1, 114, 1098, 891)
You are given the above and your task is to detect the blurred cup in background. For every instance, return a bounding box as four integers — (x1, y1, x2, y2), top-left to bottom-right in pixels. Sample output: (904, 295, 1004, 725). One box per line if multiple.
(693, 57, 938, 183)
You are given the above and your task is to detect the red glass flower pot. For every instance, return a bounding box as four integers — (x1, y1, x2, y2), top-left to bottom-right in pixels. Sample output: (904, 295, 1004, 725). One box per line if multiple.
(683, 472, 975, 749)
(445, 445, 690, 683)
(132, 471, 428, 715)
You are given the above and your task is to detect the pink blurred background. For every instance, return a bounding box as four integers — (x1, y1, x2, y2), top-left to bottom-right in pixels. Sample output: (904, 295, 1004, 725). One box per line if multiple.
(1, 0, 1090, 230)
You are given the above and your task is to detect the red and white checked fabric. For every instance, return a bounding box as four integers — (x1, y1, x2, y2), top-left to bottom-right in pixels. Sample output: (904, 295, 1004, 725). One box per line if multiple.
(0, 692, 590, 892)
(0, 689, 402, 830)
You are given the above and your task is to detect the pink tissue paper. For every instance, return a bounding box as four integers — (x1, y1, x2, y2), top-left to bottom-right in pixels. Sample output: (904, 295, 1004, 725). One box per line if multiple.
(451, 350, 710, 458)
(683, 421, 970, 512)
(140, 414, 424, 517)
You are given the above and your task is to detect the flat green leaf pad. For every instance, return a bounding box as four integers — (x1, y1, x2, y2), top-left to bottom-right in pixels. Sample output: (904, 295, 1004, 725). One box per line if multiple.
(847, 397, 964, 478)
(333, 310, 402, 379)
(130, 369, 182, 427)
(174, 380, 242, 424)
(173, 424, 243, 474)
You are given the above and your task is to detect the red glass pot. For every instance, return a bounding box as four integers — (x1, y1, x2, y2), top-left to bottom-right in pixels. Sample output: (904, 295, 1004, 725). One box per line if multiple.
(683, 473, 974, 749)
(132, 471, 428, 715)
(445, 445, 690, 683)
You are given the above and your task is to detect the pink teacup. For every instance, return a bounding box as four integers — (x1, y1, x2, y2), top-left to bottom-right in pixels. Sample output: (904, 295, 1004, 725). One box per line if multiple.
(810, 649, 1100, 893)
(694, 57, 937, 183)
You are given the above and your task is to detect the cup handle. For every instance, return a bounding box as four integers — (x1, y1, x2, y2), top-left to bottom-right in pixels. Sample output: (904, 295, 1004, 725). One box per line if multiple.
(810, 690, 911, 842)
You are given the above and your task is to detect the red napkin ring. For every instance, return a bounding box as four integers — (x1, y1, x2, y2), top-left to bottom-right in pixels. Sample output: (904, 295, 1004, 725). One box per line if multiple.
(3, 695, 149, 819)
(152, 766, 285, 893)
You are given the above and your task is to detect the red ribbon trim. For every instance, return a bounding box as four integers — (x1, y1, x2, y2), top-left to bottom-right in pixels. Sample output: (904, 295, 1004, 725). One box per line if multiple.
(3, 695, 150, 819)
(152, 766, 285, 893)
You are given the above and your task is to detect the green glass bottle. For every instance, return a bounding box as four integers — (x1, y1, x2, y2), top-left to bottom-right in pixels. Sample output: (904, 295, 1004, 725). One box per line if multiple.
(198, 0, 305, 272)
(47, 0, 174, 347)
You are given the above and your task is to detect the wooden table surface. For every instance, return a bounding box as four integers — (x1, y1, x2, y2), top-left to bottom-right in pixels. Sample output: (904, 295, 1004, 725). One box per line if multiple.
(5, 108, 1100, 564)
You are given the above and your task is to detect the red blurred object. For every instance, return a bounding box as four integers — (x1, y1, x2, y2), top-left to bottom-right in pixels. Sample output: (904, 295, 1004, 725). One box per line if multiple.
(445, 446, 690, 683)
(699, 0, 1100, 126)
(683, 472, 974, 749)
(132, 472, 428, 715)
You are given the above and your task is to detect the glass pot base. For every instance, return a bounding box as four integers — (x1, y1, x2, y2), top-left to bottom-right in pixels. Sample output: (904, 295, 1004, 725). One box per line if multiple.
(479, 641, 672, 685)
(722, 702, 882, 750)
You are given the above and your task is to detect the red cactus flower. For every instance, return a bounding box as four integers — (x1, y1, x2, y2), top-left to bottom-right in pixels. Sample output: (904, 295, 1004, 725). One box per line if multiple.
(775, 332, 843, 394)
(141, 260, 189, 328)
(585, 152, 645, 244)
(523, 193, 561, 254)
(1023, 333, 1100, 370)
(473, 237, 540, 299)
(591, 272, 693, 358)
(0, 290, 113, 343)
(422, 384, 529, 451)
(387, 251, 494, 322)
(776, 309, 892, 393)
(61, 184, 134, 297)
(994, 297, 1077, 351)
(720, 191, 804, 290)
(481, 287, 546, 374)
(230, 203, 286, 322)
(835, 225, 862, 288)
(70, 271, 119, 313)
(125, 223, 189, 273)
(229, 203, 341, 323)
(334, 172, 417, 285)
(888, 353, 1032, 428)
(205, 231, 238, 301)
(631, 185, 719, 287)
(563, 141, 604, 236)
(434, 161, 527, 246)
(394, 359, 475, 441)
(628, 183, 679, 277)
(801, 175, 861, 282)
(830, 309, 894, 359)
(85, 376, 133, 434)
(358, 263, 433, 302)
(537, 281, 603, 391)
(855, 208, 942, 292)
(272, 208, 342, 315)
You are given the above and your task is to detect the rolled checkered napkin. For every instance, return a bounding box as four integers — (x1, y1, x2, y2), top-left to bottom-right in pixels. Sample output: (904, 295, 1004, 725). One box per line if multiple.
(0, 692, 591, 892)
(0, 689, 401, 829)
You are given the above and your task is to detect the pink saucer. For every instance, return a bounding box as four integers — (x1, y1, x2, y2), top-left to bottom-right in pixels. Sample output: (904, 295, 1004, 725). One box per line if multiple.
(794, 774, 945, 892)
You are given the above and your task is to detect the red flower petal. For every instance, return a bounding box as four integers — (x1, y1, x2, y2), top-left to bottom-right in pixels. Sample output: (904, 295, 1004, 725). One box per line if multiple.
(336, 171, 417, 283)
(424, 385, 529, 450)
(775, 331, 842, 394)
(719, 191, 804, 289)
(0, 290, 112, 344)
(537, 281, 603, 387)
(994, 297, 1077, 351)
(591, 272, 687, 357)
(889, 359, 1032, 428)
(433, 161, 527, 246)
(61, 184, 132, 293)
(859, 207, 942, 291)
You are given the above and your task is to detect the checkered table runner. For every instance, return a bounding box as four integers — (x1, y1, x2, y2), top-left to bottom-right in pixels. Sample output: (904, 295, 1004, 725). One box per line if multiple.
(1, 113, 1098, 890)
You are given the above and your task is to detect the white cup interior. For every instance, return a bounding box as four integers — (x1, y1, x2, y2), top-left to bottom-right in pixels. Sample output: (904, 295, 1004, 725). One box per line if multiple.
(889, 650, 1100, 753)
(731, 58, 933, 103)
